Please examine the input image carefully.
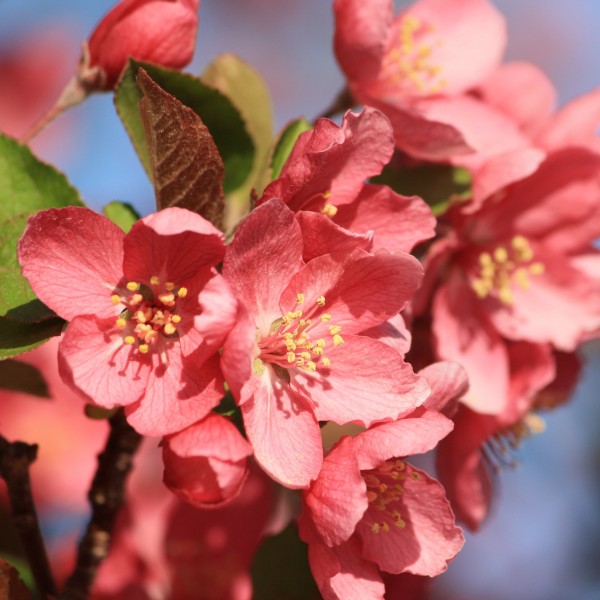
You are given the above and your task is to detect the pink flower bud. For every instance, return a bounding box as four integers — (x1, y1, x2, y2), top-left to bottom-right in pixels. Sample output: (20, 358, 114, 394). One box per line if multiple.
(86, 0, 200, 90)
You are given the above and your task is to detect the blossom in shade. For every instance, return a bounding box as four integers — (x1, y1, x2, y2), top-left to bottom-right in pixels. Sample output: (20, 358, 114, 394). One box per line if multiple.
(85, 0, 200, 90)
(221, 199, 429, 488)
(299, 404, 464, 598)
(261, 107, 435, 255)
(333, 0, 524, 161)
(18, 206, 236, 436)
(162, 412, 253, 508)
(415, 148, 600, 414)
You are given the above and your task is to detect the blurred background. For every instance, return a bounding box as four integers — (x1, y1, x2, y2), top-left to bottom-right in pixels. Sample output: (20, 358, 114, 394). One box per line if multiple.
(0, 1, 599, 598)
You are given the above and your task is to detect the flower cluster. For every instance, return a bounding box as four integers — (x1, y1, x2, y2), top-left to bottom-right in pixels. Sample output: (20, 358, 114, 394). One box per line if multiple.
(5, 0, 600, 597)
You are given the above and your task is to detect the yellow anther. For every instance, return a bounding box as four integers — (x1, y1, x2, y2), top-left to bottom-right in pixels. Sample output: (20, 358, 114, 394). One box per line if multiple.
(323, 190, 332, 199)
(329, 325, 342, 335)
(493, 247, 508, 263)
(316, 339, 326, 347)
(511, 235, 528, 250)
(498, 286, 514, 305)
(300, 352, 311, 360)
(411, 472, 421, 480)
(317, 296, 326, 306)
(287, 352, 296, 363)
(294, 310, 303, 318)
(514, 268, 530, 290)
(171, 314, 182, 324)
(116, 318, 127, 328)
(479, 252, 493, 267)
(130, 293, 143, 306)
(371, 523, 380, 534)
(111, 294, 122, 304)
(159, 293, 175, 306)
(529, 262, 545, 275)
(333, 334, 345, 346)
(394, 518, 406, 529)
(380, 522, 390, 533)
(150, 275, 160, 286)
(134, 310, 148, 323)
(281, 315, 292, 326)
(321, 357, 331, 367)
(296, 293, 305, 305)
(285, 339, 297, 352)
(124, 336, 136, 345)
(320, 314, 332, 323)
(138, 344, 149, 354)
(296, 358, 305, 367)
(367, 491, 378, 503)
(126, 281, 140, 291)
(313, 347, 323, 356)
(165, 282, 175, 291)
(163, 323, 176, 335)
(306, 361, 317, 372)
(177, 287, 188, 298)
(320, 203, 338, 218)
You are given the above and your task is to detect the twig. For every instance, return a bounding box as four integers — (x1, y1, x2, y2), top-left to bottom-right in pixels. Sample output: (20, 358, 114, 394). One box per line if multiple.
(0, 435, 57, 599)
(61, 410, 142, 600)
(314, 86, 355, 121)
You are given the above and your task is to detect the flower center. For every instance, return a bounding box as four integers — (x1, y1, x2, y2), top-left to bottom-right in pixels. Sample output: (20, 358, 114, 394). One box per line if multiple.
(111, 276, 187, 355)
(363, 459, 420, 534)
(470, 235, 545, 304)
(381, 15, 446, 94)
(256, 294, 343, 373)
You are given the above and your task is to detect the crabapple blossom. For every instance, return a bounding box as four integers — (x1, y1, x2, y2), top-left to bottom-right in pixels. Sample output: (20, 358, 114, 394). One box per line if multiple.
(260, 107, 435, 255)
(18, 206, 236, 436)
(221, 199, 429, 488)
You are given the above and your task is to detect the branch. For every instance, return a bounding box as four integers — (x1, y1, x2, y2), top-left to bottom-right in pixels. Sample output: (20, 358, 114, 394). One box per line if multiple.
(0, 435, 57, 599)
(62, 410, 142, 600)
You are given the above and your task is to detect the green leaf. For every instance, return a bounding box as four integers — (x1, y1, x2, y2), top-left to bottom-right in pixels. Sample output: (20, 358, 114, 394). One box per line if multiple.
(103, 200, 140, 233)
(115, 60, 255, 197)
(0, 134, 83, 222)
(0, 135, 83, 325)
(0, 316, 65, 360)
(250, 523, 320, 600)
(373, 162, 472, 217)
(271, 118, 313, 180)
(137, 68, 225, 227)
(0, 360, 50, 398)
(202, 54, 274, 232)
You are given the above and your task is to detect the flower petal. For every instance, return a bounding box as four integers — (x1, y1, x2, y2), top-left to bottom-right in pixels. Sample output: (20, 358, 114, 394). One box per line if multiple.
(18, 207, 125, 321)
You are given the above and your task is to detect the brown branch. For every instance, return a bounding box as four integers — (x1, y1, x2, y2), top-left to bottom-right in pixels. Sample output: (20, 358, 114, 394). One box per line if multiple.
(0, 435, 57, 599)
(314, 86, 355, 121)
(62, 410, 142, 600)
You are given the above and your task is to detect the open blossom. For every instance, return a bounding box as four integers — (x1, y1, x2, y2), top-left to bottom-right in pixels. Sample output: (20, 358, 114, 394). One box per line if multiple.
(260, 107, 435, 256)
(415, 148, 600, 414)
(18, 206, 236, 436)
(84, 0, 200, 90)
(299, 404, 464, 599)
(333, 0, 530, 161)
(221, 199, 429, 488)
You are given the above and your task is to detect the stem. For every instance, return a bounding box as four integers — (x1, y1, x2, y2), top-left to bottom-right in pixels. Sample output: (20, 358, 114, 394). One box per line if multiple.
(62, 410, 142, 600)
(0, 435, 57, 599)
(314, 86, 355, 121)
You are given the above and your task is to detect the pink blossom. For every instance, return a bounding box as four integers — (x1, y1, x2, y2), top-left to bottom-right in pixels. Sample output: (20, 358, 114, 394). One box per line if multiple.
(86, 0, 199, 90)
(18, 206, 236, 436)
(162, 412, 252, 508)
(299, 406, 464, 598)
(221, 199, 429, 488)
(333, 0, 520, 160)
(261, 108, 435, 255)
(416, 148, 600, 414)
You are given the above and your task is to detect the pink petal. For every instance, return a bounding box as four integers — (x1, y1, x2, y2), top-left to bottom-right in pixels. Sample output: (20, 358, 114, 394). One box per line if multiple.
(308, 539, 385, 600)
(296, 210, 373, 263)
(353, 410, 454, 471)
(334, 185, 435, 253)
(477, 62, 557, 138)
(357, 465, 464, 576)
(58, 315, 150, 409)
(18, 207, 125, 321)
(263, 108, 395, 211)
(223, 200, 304, 325)
(280, 249, 423, 335)
(304, 436, 367, 546)
(420, 361, 469, 416)
(123, 207, 225, 286)
(125, 347, 224, 436)
(359, 314, 412, 358)
(433, 279, 509, 414)
(241, 371, 322, 488)
(292, 335, 429, 427)
(333, 0, 393, 89)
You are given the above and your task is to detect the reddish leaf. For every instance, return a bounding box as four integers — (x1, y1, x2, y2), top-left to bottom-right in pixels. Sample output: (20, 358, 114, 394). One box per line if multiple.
(137, 68, 225, 228)
(0, 559, 32, 600)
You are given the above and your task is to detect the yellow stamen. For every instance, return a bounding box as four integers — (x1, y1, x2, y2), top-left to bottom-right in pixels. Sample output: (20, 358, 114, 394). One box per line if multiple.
(320, 314, 332, 323)
(171, 314, 182, 323)
(116, 318, 127, 328)
(165, 282, 175, 291)
(287, 352, 296, 363)
(493, 247, 508, 263)
(296, 293, 305, 305)
(177, 287, 188, 298)
(124, 336, 135, 345)
(126, 281, 140, 291)
(111, 294, 121, 304)
(138, 344, 149, 354)
(329, 325, 342, 335)
(317, 296, 326, 306)
(320, 203, 338, 218)
(163, 323, 176, 335)
(306, 361, 317, 372)
(130, 293, 143, 306)
(150, 275, 160, 286)
(321, 357, 331, 367)
(158, 293, 175, 306)
(333, 334, 344, 346)
(529, 262, 545, 275)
